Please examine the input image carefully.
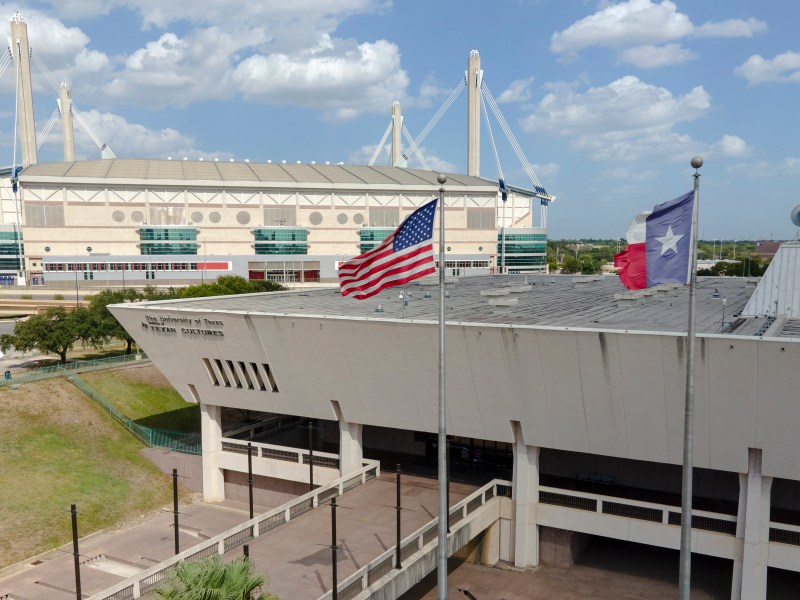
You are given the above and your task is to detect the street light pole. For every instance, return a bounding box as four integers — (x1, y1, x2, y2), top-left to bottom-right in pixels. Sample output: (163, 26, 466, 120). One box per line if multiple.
(74, 250, 79, 307)
(436, 173, 448, 600)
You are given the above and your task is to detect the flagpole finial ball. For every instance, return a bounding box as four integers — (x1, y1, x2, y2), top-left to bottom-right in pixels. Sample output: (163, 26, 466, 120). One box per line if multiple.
(691, 156, 704, 169)
(437, 173, 448, 185)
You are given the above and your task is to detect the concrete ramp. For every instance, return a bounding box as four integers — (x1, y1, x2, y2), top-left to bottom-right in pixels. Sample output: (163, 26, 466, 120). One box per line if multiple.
(319, 480, 510, 600)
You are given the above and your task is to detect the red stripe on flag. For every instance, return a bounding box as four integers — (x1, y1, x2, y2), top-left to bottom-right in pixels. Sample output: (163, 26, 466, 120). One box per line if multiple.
(339, 244, 432, 288)
(340, 245, 434, 298)
(614, 242, 646, 290)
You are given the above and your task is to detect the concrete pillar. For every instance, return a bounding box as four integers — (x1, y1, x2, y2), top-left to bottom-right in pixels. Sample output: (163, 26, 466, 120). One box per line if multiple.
(59, 83, 75, 162)
(480, 519, 501, 566)
(511, 421, 539, 568)
(200, 403, 225, 502)
(390, 101, 402, 167)
(731, 448, 772, 600)
(332, 400, 363, 475)
(339, 420, 363, 475)
(466, 49, 482, 177)
(10, 12, 37, 166)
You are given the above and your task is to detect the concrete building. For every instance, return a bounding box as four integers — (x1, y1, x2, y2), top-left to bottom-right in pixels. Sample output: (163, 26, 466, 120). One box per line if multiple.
(108, 241, 800, 599)
(0, 160, 547, 286)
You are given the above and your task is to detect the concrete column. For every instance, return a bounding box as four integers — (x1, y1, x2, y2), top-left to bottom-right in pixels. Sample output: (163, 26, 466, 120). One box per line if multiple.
(332, 400, 363, 475)
(200, 403, 225, 502)
(512, 421, 539, 568)
(10, 12, 37, 166)
(480, 519, 501, 566)
(731, 448, 772, 600)
(390, 101, 402, 167)
(59, 83, 75, 162)
(466, 49, 482, 177)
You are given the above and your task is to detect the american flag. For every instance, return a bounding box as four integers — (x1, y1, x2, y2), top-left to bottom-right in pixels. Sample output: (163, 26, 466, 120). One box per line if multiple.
(339, 198, 438, 299)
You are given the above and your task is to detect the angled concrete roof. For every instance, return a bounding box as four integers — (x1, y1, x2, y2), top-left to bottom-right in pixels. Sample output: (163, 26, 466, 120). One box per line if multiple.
(116, 273, 775, 337)
(742, 242, 800, 318)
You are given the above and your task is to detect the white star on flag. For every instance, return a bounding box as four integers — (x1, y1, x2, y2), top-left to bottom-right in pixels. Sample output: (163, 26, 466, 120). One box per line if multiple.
(655, 226, 684, 255)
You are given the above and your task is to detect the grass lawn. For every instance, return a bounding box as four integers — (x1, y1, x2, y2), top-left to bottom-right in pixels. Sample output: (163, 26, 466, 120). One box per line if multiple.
(81, 367, 200, 433)
(0, 378, 180, 569)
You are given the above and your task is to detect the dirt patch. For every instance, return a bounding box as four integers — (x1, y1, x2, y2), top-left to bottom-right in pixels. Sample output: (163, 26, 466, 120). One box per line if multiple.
(103, 362, 173, 388)
(0, 378, 108, 428)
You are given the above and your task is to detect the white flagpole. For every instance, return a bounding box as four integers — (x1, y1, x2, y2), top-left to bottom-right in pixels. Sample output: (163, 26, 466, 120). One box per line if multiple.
(436, 173, 448, 600)
(679, 156, 703, 599)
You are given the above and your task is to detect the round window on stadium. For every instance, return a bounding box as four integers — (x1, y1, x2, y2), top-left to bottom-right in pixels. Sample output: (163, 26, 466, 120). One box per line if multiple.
(209, 211, 222, 223)
(112, 210, 125, 223)
(353, 213, 364, 225)
(309, 211, 323, 225)
(337, 213, 348, 225)
(191, 211, 203, 223)
(131, 210, 144, 223)
(236, 211, 251, 225)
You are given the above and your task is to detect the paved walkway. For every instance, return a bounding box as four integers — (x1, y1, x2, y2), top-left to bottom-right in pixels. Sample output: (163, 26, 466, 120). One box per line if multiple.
(0, 473, 477, 600)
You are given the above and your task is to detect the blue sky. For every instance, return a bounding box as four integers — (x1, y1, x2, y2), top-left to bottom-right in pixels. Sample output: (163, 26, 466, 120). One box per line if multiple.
(1, 0, 799, 240)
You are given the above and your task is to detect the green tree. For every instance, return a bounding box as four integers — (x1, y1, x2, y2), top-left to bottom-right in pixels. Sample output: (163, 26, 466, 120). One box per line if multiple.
(88, 289, 142, 354)
(156, 555, 278, 600)
(178, 276, 285, 299)
(560, 255, 581, 274)
(0, 306, 93, 363)
(578, 253, 599, 274)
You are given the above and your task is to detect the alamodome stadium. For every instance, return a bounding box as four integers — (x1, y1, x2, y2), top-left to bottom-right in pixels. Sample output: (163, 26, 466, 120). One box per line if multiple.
(0, 16, 553, 287)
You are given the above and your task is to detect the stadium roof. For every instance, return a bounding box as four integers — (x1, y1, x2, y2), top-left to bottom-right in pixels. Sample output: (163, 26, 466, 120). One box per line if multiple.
(18, 160, 497, 190)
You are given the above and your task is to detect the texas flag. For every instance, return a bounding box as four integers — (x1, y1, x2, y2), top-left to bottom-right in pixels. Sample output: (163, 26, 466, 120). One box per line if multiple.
(613, 191, 695, 290)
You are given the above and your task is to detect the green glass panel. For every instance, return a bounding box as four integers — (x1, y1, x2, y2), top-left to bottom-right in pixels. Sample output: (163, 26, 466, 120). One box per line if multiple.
(0, 243, 23, 255)
(254, 243, 309, 255)
(140, 243, 198, 255)
(359, 229, 393, 242)
(253, 228, 309, 242)
(138, 228, 197, 241)
(0, 258, 21, 269)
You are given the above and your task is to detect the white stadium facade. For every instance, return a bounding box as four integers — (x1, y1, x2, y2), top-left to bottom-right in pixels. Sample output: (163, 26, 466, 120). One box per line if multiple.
(0, 160, 546, 287)
(109, 242, 800, 600)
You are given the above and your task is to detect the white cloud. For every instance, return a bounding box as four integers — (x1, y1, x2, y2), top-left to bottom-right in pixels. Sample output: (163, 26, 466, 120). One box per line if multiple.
(497, 78, 534, 103)
(61, 109, 226, 160)
(523, 76, 709, 134)
(734, 51, 800, 86)
(785, 157, 800, 171)
(73, 49, 110, 73)
(412, 74, 450, 109)
(551, 1, 766, 65)
(232, 38, 408, 120)
(618, 43, 696, 68)
(104, 28, 264, 107)
(531, 162, 560, 178)
(711, 134, 749, 158)
(550, 0, 693, 56)
(521, 76, 711, 161)
(14, 2, 405, 119)
(694, 18, 767, 38)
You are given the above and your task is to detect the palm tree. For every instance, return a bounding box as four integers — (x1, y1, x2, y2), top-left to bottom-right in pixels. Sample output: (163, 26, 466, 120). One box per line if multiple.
(156, 554, 278, 600)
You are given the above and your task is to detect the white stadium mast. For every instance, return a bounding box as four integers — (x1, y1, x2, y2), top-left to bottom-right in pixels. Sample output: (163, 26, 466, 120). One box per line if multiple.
(369, 49, 555, 227)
